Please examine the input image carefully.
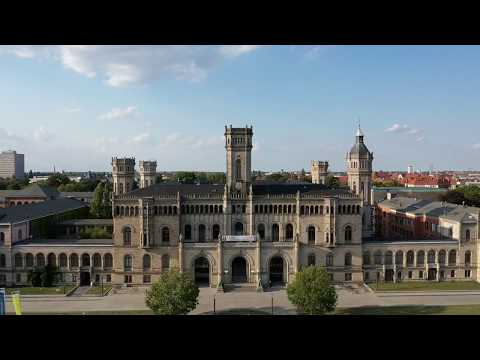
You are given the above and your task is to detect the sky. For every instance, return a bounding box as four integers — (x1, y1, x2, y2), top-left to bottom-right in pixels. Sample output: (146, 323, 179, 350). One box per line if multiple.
(0, 45, 479, 173)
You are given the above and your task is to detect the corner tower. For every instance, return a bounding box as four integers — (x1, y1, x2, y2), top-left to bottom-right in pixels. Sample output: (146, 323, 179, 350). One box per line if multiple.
(225, 125, 253, 194)
(139, 160, 157, 188)
(346, 126, 374, 236)
(311, 160, 329, 184)
(112, 157, 136, 195)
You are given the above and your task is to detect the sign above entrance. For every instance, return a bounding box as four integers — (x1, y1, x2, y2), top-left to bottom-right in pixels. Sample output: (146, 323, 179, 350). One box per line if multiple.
(223, 235, 256, 242)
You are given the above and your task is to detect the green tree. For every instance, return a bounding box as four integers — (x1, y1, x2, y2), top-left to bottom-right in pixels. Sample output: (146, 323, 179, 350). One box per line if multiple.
(325, 175, 341, 189)
(175, 172, 197, 184)
(440, 185, 480, 207)
(145, 268, 200, 315)
(47, 173, 71, 188)
(90, 182, 105, 218)
(287, 266, 337, 315)
(265, 173, 289, 182)
(28, 264, 59, 287)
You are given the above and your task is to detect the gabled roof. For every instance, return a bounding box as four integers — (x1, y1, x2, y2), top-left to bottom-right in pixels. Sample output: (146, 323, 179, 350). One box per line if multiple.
(0, 184, 59, 200)
(0, 198, 88, 224)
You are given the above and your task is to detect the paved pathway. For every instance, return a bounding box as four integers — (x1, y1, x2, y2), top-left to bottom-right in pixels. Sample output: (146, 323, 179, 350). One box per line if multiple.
(5, 285, 480, 314)
(69, 286, 90, 297)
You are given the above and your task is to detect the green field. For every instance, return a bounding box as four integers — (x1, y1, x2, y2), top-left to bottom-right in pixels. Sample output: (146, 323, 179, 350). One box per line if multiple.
(336, 305, 480, 315)
(5, 286, 75, 295)
(367, 281, 480, 292)
(85, 285, 112, 296)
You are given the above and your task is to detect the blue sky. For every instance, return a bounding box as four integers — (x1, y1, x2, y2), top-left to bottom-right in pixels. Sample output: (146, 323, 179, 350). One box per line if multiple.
(0, 45, 479, 173)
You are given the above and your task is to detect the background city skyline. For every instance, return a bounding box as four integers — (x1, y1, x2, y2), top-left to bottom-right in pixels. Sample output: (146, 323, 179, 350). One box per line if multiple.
(0, 45, 479, 173)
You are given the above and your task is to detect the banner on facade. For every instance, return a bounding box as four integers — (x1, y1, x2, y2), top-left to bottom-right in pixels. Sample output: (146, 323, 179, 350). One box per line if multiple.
(223, 235, 256, 242)
(12, 292, 22, 315)
(0, 288, 5, 315)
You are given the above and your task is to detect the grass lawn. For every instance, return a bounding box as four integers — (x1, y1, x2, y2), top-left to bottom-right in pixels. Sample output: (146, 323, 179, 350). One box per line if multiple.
(5, 285, 75, 295)
(336, 304, 480, 315)
(367, 281, 480, 292)
(85, 285, 113, 296)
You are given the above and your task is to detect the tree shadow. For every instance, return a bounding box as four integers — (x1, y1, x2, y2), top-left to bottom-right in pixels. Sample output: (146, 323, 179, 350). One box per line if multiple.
(336, 305, 448, 315)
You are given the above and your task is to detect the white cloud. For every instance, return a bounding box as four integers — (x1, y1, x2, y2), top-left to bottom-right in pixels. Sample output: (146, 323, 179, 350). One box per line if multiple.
(0, 45, 261, 87)
(128, 133, 150, 145)
(33, 127, 53, 142)
(416, 136, 425, 142)
(94, 136, 118, 153)
(473, 143, 480, 150)
(98, 106, 138, 120)
(385, 123, 409, 133)
(65, 107, 81, 113)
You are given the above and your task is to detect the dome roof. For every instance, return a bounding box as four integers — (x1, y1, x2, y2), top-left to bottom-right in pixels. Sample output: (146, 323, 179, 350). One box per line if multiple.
(348, 126, 372, 157)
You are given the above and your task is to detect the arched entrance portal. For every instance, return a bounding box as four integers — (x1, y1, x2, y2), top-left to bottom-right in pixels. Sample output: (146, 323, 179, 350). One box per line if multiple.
(80, 272, 91, 286)
(269, 257, 284, 285)
(231, 257, 247, 283)
(194, 257, 210, 286)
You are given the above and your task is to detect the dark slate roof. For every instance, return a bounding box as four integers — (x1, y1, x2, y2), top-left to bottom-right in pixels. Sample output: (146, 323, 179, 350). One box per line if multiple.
(117, 181, 354, 198)
(0, 184, 59, 200)
(349, 141, 371, 157)
(58, 219, 113, 226)
(13, 238, 113, 246)
(0, 198, 88, 224)
(60, 192, 94, 198)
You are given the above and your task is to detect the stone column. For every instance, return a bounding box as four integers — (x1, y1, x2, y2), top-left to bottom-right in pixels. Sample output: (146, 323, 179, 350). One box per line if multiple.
(294, 234, 300, 273)
(217, 238, 224, 292)
(256, 237, 262, 291)
(178, 234, 183, 272)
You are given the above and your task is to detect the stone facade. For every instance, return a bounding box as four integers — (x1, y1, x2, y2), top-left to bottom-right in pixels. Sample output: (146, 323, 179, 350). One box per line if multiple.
(311, 161, 329, 185)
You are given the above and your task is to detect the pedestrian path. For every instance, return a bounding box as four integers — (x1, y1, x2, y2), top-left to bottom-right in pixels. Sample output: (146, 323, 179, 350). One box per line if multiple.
(69, 286, 90, 297)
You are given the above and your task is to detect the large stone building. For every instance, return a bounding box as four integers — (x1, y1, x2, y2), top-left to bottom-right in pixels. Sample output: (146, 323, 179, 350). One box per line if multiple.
(111, 125, 368, 289)
(0, 125, 478, 289)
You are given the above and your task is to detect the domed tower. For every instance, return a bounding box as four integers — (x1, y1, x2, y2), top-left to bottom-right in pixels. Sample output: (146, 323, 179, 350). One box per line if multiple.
(112, 157, 136, 195)
(139, 160, 157, 188)
(346, 126, 374, 236)
(311, 160, 329, 184)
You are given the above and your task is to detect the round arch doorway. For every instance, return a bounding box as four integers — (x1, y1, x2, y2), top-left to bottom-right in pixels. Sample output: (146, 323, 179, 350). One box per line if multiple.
(231, 257, 247, 283)
(269, 256, 284, 286)
(194, 257, 210, 286)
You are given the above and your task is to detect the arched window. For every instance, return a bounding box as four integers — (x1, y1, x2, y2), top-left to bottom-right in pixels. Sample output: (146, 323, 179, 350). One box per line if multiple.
(384, 251, 393, 265)
(235, 222, 244, 236)
(124, 255, 132, 271)
(14, 253, 23, 268)
(18, 229, 22, 241)
(0, 254, 5, 268)
(59, 253, 67, 268)
(308, 253, 316, 266)
(81, 254, 90, 267)
(428, 250, 435, 264)
(448, 250, 457, 265)
(356, 205, 361, 214)
(123, 227, 132, 246)
(36, 253, 45, 267)
(184, 225, 192, 241)
(212, 224, 220, 241)
(466, 229, 471, 241)
(395, 251, 403, 265)
(235, 158, 242, 180)
(374, 251, 382, 265)
(406, 250, 414, 266)
(104, 253, 113, 268)
(417, 251, 425, 266)
(344, 252, 352, 266)
(438, 250, 446, 264)
(162, 254, 170, 271)
(47, 253, 56, 267)
(326, 253, 333, 266)
(286, 224, 294, 241)
(198, 224, 206, 242)
(26, 253, 34, 267)
(0, 232, 4, 245)
(271, 224, 279, 242)
(93, 253, 102, 268)
(363, 252, 371, 265)
(307, 226, 315, 245)
(344, 226, 352, 243)
(162, 227, 170, 243)
(257, 224, 265, 240)
(465, 251, 471, 265)
(143, 254, 151, 270)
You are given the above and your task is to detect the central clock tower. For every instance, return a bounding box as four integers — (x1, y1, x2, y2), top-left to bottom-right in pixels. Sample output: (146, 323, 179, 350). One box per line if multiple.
(225, 125, 253, 194)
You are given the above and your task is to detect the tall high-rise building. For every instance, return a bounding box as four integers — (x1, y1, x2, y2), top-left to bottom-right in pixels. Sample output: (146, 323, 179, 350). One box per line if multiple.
(0, 151, 24, 179)
(408, 165, 414, 174)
